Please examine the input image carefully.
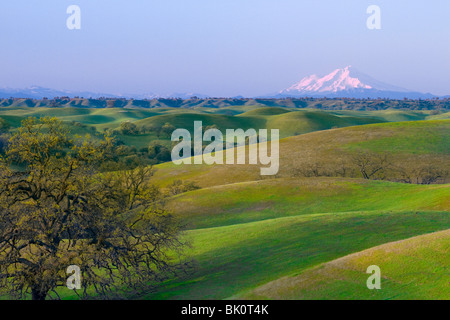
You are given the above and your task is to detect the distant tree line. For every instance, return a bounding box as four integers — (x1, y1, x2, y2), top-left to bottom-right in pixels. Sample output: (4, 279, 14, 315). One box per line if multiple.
(291, 149, 449, 185)
(1, 97, 449, 110)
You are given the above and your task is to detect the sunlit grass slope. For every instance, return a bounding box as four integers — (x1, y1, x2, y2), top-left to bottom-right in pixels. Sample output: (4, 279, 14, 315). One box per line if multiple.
(142, 211, 449, 300)
(152, 120, 450, 188)
(237, 229, 450, 300)
(167, 178, 450, 229)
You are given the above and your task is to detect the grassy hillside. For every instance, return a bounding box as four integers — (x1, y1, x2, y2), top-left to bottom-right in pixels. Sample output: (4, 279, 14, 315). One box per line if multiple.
(0, 107, 389, 148)
(0, 107, 446, 149)
(238, 229, 450, 300)
(324, 110, 431, 122)
(139, 210, 449, 300)
(0, 107, 163, 130)
(134, 109, 386, 139)
(1, 106, 448, 301)
(135, 112, 265, 133)
(264, 111, 383, 137)
(151, 119, 450, 187)
(167, 178, 450, 229)
(237, 107, 291, 116)
(138, 118, 449, 300)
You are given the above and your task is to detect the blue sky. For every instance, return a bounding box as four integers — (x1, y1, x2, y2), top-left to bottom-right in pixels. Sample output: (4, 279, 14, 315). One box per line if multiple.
(0, 0, 449, 96)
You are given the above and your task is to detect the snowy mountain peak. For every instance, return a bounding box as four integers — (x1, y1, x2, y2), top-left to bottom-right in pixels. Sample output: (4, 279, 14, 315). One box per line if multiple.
(277, 66, 419, 98)
(281, 66, 375, 95)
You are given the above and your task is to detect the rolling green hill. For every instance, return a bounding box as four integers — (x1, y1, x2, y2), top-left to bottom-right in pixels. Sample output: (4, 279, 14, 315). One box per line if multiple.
(139, 210, 449, 300)
(237, 229, 450, 300)
(237, 107, 291, 116)
(0, 106, 446, 148)
(1, 105, 449, 301)
(264, 111, 383, 137)
(134, 109, 386, 139)
(151, 119, 450, 187)
(0, 106, 403, 149)
(167, 178, 450, 229)
(135, 112, 266, 133)
(138, 118, 449, 300)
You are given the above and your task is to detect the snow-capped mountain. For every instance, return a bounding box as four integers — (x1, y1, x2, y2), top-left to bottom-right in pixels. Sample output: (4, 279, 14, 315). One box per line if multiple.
(275, 66, 435, 99)
(0, 67, 438, 100)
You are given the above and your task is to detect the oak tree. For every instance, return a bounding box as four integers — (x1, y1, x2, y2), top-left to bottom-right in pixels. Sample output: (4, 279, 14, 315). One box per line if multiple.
(0, 117, 185, 300)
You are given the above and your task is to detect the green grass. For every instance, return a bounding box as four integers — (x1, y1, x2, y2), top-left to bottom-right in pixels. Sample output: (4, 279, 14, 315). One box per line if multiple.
(238, 229, 450, 300)
(143, 115, 449, 300)
(141, 210, 449, 300)
(167, 178, 450, 229)
(151, 119, 450, 188)
(0, 107, 164, 130)
(265, 111, 383, 138)
(134, 112, 266, 135)
(1, 106, 439, 145)
(344, 120, 450, 155)
(426, 112, 450, 120)
(1, 106, 448, 300)
(237, 107, 292, 116)
(324, 110, 431, 122)
(0, 107, 447, 158)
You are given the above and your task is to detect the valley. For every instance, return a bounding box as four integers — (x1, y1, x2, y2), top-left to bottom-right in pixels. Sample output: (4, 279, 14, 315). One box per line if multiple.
(1, 102, 446, 300)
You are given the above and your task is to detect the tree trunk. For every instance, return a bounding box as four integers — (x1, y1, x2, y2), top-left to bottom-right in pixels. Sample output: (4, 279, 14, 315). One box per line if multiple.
(360, 169, 369, 179)
(31, 288, 47, 300)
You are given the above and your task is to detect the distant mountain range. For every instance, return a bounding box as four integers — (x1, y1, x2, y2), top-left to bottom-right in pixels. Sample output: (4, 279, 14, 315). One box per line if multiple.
(0, 66, 443, 100)
(270, 66, 436, 99)
(0, 86, 163, 100)
(0, 86, 213, 100)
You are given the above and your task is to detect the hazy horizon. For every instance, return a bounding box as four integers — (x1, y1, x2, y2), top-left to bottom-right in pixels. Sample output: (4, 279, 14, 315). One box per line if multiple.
(1, 0, 449, 96)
